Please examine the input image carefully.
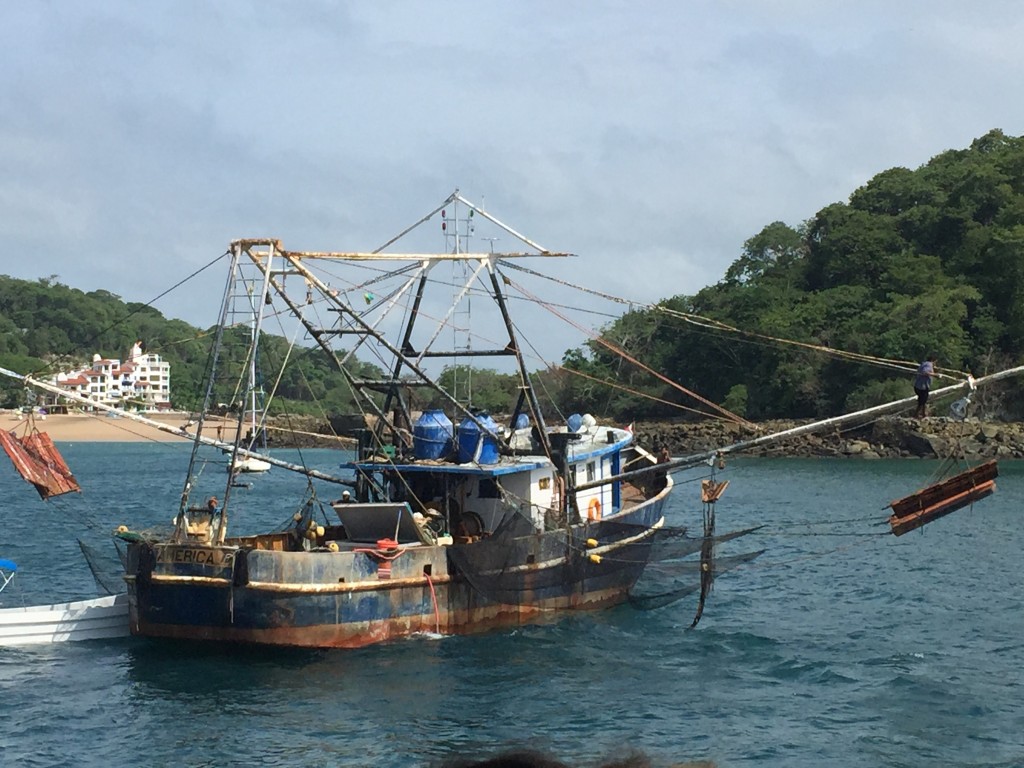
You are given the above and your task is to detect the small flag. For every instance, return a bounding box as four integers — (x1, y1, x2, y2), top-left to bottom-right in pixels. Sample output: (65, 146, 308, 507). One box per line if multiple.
(364, 292, 375, 305)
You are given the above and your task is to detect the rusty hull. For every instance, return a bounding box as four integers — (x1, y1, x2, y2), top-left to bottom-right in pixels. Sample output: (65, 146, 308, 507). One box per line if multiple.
(124, 493, 667, 648)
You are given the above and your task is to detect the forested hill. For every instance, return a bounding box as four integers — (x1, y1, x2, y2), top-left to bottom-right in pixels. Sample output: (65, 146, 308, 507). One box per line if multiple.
(0, 277, 379, 413)
(5, 129, 1024, 420)
(562, 128, 1024, 421)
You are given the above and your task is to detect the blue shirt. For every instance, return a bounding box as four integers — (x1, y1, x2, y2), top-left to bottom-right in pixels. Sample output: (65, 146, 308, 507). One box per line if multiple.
(914, 360, 934, 390)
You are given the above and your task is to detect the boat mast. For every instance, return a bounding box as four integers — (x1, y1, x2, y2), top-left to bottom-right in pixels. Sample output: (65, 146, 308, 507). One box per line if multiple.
(378, 268, 431, 449)
(263, 250, 507, 451)
(227, 252, 268, 459)
(238, 192, 572, 460)
(486, 262, 551, 457)
(249, 308, 259, 449)
(173, 248, 241, 539)
(218, 241, 277, 542)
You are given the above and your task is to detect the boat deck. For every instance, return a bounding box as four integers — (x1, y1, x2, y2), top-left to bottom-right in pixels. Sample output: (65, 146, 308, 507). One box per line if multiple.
(620, 482, 646, 506)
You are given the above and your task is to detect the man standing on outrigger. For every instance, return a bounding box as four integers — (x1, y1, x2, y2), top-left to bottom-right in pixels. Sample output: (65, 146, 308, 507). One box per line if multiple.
(914, 355, 937, 418)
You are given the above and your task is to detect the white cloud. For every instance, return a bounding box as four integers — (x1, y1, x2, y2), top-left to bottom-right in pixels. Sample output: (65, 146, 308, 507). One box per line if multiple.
(2, 0, 1024, 362)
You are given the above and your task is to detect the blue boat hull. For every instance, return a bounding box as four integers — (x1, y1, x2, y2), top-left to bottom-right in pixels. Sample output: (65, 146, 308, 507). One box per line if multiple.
(124, 493, 668, 648)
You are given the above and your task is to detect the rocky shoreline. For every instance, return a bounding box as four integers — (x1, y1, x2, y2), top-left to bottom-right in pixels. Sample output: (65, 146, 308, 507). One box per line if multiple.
(264, 413, 1024, 460)
(633, 416, 1024, 460)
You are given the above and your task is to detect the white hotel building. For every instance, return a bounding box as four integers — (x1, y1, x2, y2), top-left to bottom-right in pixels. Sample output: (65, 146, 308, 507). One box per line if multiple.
(50, 341, 171, 410)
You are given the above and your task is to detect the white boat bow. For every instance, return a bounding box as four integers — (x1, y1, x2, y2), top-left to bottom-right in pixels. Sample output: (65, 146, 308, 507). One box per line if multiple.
(0, 593, 129, 646)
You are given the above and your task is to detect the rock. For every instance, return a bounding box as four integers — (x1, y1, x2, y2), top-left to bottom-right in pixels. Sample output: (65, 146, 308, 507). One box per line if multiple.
(959, 440, 984, 457)
(979, 423, 1001, 441)
(845, 440, 871, 455)
(902, 430, 939, 458)
(925, 436, 949, 457)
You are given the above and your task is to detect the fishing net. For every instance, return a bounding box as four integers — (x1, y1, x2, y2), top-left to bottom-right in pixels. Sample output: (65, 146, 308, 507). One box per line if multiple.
(78, 538, 127, 596)
(446, 507, 763, 618)
(628, 549, 764, 611)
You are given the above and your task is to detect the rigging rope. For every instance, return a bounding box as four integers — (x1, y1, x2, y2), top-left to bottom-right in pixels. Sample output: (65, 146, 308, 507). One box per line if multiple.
(500, 270, 754, 428)
(498, 259, 971, 383)
(557, 364, 733, 420)
(30, 250, 231, 380)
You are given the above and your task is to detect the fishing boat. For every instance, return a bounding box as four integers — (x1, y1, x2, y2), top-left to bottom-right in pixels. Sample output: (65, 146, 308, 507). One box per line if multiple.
(107, 192, 729, 649)
(0, 593, 129, 646)
(0, 559, 129, 646)
(230, 455, 270, 473)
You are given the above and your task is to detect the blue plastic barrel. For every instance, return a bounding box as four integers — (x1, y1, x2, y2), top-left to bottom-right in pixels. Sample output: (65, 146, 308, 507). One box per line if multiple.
(413, 409, 454, 460)
(458, 412, 500, 464)
(567, 413, 583, 432)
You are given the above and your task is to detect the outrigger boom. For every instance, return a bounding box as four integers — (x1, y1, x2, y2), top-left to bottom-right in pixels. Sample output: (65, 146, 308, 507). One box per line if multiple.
(575, 365, 1024, 493)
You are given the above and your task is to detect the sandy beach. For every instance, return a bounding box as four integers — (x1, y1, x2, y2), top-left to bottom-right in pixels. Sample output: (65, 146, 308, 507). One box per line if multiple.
(2, 410, 232, 443)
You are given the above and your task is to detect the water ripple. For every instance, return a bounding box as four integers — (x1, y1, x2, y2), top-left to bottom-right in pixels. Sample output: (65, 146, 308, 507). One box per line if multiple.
(2, 452, 1024, 766)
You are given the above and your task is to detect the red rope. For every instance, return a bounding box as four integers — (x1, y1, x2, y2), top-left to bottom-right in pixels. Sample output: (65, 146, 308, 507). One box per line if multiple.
(352, 546, 407, 561)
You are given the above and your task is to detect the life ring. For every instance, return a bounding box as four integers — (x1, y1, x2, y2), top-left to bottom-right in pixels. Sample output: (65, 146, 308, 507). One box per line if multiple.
(587, 497, 602, 521)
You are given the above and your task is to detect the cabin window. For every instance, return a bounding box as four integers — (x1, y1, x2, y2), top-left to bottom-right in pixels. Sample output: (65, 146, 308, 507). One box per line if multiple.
(538, 477, 551, 490)
(586, 462, 596, 482)
(479, 479, 500, 499)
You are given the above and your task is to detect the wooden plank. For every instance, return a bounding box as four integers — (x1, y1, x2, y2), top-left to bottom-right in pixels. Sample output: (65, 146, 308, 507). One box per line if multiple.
(889, 460, 998, 518)
(889, 479, 996, 536)
(700, 479, 729, 503)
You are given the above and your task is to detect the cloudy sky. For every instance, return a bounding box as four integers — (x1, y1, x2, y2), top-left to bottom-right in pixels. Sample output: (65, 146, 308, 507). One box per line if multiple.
(3, 1, 1023, 363)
